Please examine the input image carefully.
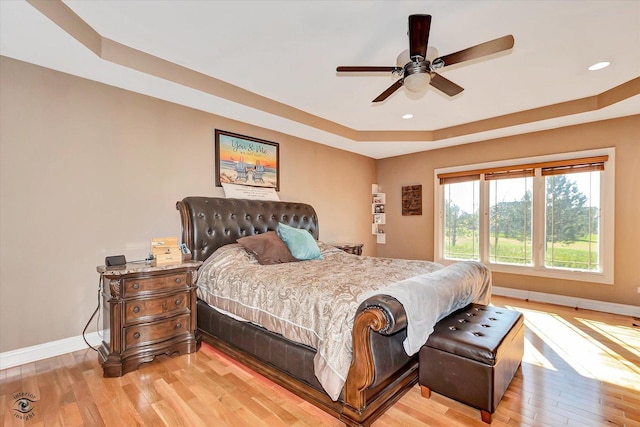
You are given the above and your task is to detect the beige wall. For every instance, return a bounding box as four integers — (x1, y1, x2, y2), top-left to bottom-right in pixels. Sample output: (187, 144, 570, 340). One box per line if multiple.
(376, 116, 640, 306)
(2, 56, 637, 354)
(0, 57, 377, 352)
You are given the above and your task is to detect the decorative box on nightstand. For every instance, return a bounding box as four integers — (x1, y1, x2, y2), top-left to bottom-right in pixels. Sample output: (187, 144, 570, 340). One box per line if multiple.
(96, 260, 202, 377)
(331, 243, 364, 256)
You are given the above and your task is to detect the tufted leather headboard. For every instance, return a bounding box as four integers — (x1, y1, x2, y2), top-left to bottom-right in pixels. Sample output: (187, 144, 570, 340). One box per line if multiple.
(176, 197, 319, 262)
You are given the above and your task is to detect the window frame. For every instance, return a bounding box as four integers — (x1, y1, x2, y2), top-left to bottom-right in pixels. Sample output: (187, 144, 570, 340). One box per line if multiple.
(434, 148, 615, 284)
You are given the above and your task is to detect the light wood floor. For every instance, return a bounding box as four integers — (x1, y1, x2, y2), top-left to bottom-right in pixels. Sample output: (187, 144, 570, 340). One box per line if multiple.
(2, 296, 639, 426)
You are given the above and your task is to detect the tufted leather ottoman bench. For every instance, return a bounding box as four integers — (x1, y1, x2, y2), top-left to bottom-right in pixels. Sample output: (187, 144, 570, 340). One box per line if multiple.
(419, 304, 524, 423)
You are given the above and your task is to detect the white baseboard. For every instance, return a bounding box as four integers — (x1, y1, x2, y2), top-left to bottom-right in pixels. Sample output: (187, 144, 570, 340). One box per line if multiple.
(492, 286, 640, 317)
(2, 290, 638, 370)
(0, 332, 102, 370)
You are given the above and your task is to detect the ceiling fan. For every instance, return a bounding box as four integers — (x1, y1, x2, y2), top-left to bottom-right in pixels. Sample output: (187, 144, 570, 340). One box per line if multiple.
(336, 14, 514, 102)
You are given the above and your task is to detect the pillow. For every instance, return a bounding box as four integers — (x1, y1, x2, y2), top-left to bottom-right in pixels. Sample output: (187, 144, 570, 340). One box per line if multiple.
(276, 223, 323, 261)
(237, 231, 298, 265)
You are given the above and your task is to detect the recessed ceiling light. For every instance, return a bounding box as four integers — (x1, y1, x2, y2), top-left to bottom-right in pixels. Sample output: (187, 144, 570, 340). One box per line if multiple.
(588, 61, 611, 71)
(402, 114, 413, 119)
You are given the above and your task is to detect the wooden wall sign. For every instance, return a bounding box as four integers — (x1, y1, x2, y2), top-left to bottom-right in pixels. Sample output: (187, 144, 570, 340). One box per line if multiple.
(402, 185, 422, 216)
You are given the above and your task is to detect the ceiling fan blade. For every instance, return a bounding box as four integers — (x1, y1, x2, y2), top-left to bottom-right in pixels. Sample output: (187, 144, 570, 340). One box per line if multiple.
(337, 66, 398, 72)
(409, 14, 432, 60)
(373, 79, 404, 103)
(435, 35, 514, 68)
(429, 73, 464, 96)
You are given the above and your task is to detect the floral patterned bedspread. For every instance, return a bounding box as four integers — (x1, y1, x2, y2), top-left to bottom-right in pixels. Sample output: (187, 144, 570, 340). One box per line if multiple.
(196, 241, 488, 400)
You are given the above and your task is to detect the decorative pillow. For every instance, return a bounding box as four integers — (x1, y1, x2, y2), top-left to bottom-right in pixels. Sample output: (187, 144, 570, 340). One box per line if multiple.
(276, 223, 323, 261)
(237, 231, 298, 265)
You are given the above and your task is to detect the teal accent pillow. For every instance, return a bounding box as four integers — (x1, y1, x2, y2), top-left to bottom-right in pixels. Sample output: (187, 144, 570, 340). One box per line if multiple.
(276, 223, 323, 261)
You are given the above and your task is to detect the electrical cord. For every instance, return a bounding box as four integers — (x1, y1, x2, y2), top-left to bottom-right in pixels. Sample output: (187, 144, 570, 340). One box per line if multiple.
(82, 277, 102, 352)
(128, 254, 155, 264)
(83, 255, 155, 351)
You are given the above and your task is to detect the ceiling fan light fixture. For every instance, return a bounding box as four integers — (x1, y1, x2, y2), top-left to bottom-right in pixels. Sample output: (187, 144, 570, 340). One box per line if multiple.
(396, 49, 411, 67)
(588, 61, 611, 71)
(404, 72, 431, 92)
(426, 46, 438, 61)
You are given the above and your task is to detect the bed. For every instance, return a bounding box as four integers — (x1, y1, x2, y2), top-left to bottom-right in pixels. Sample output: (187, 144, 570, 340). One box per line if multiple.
(176, 196, 491, 426)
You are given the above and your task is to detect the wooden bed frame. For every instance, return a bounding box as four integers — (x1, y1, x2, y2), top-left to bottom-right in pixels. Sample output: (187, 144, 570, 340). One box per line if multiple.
(176, 197, 418, 426)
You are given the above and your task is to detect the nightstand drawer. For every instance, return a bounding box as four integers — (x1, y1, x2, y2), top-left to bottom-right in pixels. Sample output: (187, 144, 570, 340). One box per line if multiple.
(123, 273, 188, 296)
(124, 314, 191, 351)
(124, 292, 190, 324)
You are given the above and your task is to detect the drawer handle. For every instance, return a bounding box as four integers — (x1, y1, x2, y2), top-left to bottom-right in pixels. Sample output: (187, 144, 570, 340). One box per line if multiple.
(175, 323, 182, 330)
(133, 306, 140, 313)
(175, 278, 182, 284)
(133, 283, 140, 290)
(175, 299, 182, 306)
(133, 332, 140, 339)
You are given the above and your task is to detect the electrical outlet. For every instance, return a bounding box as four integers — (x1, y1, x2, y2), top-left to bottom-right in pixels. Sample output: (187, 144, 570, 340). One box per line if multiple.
(637, 286, 640, 294)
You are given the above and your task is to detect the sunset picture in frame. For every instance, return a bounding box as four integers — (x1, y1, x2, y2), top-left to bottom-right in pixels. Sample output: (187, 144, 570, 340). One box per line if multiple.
(215, 129, 280, 191)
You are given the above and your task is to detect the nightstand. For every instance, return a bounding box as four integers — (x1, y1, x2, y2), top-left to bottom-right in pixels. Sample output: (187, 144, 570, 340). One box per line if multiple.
(96, 261, 202, 377)
(331, 243, 364, 256)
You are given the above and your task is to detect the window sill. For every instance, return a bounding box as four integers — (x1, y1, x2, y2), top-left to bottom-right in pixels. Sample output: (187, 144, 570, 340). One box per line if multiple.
(438, 258, 613, 285)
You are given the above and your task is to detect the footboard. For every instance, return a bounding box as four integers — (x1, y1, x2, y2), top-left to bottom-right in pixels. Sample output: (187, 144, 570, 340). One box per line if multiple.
(342, 295, 418, 426)
(197, 295, 417, 427)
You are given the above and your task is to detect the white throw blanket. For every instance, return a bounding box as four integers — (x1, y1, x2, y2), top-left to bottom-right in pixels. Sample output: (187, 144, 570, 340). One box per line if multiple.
(364, 261, 492, 355)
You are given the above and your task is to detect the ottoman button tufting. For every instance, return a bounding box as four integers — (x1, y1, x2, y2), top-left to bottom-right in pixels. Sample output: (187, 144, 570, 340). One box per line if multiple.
(419, 303, 524, 424)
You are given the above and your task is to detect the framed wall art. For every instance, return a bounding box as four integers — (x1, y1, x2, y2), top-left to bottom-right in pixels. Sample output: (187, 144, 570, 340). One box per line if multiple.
(402, 184, 422, 216)
(214, 129, 280, 191)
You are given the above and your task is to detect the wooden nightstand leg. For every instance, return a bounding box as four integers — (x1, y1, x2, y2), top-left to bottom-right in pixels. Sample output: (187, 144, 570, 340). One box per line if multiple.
(481, 409, 492, 424)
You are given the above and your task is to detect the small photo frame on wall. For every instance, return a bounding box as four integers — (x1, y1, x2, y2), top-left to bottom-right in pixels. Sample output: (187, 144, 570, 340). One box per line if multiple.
(215, 129, 280, 191)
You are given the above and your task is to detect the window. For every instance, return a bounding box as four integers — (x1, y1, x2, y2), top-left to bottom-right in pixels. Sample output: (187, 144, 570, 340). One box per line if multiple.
(488, 172, 533, 266)
(434, 149, 614, 284)
(443, 179, 479, 260)
(544, 170, 600, 271)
